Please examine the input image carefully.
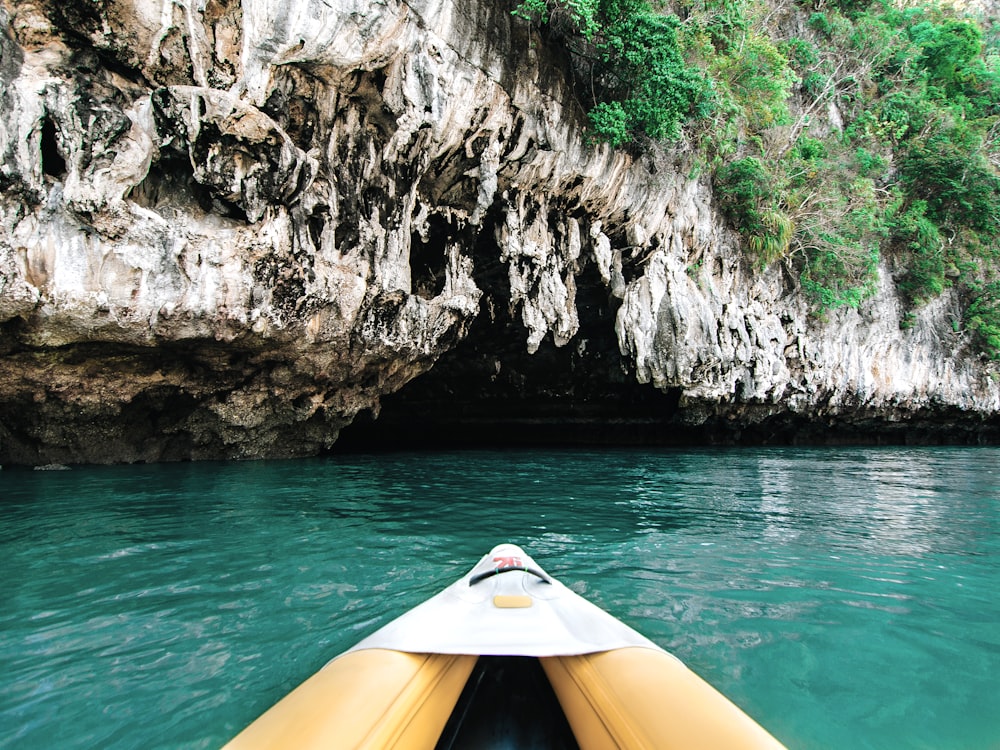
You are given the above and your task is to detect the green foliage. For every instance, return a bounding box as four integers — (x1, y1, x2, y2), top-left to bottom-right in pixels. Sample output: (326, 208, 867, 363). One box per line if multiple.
(820, 0, 878, 18)
(888, 199, 946, 304)
(782, 0, 1000, 337)
(910, 20, 982, 94)
(712, 34, 797, 130)
(597, 5, 708, 141)
(512, 0, 552, 24)
(800, 245, 879, 309)
(792, 171, 884, 310)
(873, 92, 933, 143)
(714, 157, 792, 264)
(965, 280, 1000, 359)
(513, 0, 599, 36)
(797, 136, 826, 161)
(801, 71, 828, 100)
(806, 10, 853, 40)
(513, 0, 708, 143)
(714, 157, 773, 234)
(898, 122, 1000, 237)
(781, 38, 820, 70)
(587, 101, 629, 145)
(854, 147, 886, 177)
(748, 210, 794, 266)
(690, 0, 752, 49)
(807, 12, 833, 37)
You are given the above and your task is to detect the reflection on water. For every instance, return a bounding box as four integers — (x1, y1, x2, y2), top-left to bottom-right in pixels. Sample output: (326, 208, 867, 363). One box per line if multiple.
(1, 447, 998, 749)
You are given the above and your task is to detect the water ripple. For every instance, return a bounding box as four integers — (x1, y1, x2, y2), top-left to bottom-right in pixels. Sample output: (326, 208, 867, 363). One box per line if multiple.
(1, 447, 999, 749)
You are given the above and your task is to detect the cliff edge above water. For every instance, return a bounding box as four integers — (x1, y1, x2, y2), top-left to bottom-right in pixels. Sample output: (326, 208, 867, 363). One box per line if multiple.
(1, 0, 997, 464)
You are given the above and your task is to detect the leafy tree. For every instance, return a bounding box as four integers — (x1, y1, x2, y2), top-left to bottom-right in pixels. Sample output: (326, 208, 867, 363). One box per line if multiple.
(888, 199, 947, 304)
(712, 34, 797, 131)
(513, 0, 708, 143)
(587, 101, 630, 145)
(899, 122, 1000, 237)
(596, 3, 708, 140)
(910, 20, 982, 94)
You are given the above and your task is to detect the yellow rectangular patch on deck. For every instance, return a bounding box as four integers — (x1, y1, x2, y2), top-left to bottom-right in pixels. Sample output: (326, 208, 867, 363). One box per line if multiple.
(492, 595, 533, 608)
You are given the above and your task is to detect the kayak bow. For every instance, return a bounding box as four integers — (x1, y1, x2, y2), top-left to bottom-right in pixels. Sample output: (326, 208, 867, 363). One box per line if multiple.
(224, 543, 787, 749)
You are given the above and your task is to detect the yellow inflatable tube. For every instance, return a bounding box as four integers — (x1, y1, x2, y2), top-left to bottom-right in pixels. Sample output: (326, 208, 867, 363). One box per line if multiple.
(224, 649, 475, 750)
(543, 648, 785, 750)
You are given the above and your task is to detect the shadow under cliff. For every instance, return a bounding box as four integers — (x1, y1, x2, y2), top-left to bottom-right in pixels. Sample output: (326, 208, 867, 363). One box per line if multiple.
(332, 215, 1000, 452)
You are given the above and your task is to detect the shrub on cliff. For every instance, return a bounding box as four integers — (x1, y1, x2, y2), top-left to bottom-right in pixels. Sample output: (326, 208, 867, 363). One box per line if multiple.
(513, 0, 709, 144)
(714, 156, 792, 266)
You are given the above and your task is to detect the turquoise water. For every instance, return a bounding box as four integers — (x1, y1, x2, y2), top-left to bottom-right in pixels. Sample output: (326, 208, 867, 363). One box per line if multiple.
(2, 447, 999, 749)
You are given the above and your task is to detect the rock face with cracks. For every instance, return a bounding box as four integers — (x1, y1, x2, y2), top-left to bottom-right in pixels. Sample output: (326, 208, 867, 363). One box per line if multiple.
(0, 0, 997, 464)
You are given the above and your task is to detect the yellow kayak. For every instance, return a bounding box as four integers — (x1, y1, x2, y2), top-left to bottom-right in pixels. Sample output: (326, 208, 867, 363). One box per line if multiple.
(224, 544, 787, 749)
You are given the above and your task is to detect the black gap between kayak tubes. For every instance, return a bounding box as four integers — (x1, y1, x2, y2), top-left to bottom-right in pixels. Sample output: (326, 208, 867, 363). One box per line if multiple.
(435, 656, 580, 750)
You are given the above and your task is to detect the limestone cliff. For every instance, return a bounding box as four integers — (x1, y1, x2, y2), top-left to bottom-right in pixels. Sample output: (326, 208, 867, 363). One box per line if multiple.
(0, 0, 996, 464)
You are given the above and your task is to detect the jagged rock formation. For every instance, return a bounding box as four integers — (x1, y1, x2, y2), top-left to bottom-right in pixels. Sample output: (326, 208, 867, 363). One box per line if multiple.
(0, 0, 997, 465)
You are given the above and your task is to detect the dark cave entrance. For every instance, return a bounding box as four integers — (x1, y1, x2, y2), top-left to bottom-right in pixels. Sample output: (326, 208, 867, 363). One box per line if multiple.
(333, 213, 690, 451)
(40, 115, 67, 178)
(128, 147, 249, 222)
(410, 215, 452, 300)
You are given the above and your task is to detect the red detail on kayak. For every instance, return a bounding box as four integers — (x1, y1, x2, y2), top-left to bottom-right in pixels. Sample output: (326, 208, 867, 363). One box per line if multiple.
(493, 555, 523, 569)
